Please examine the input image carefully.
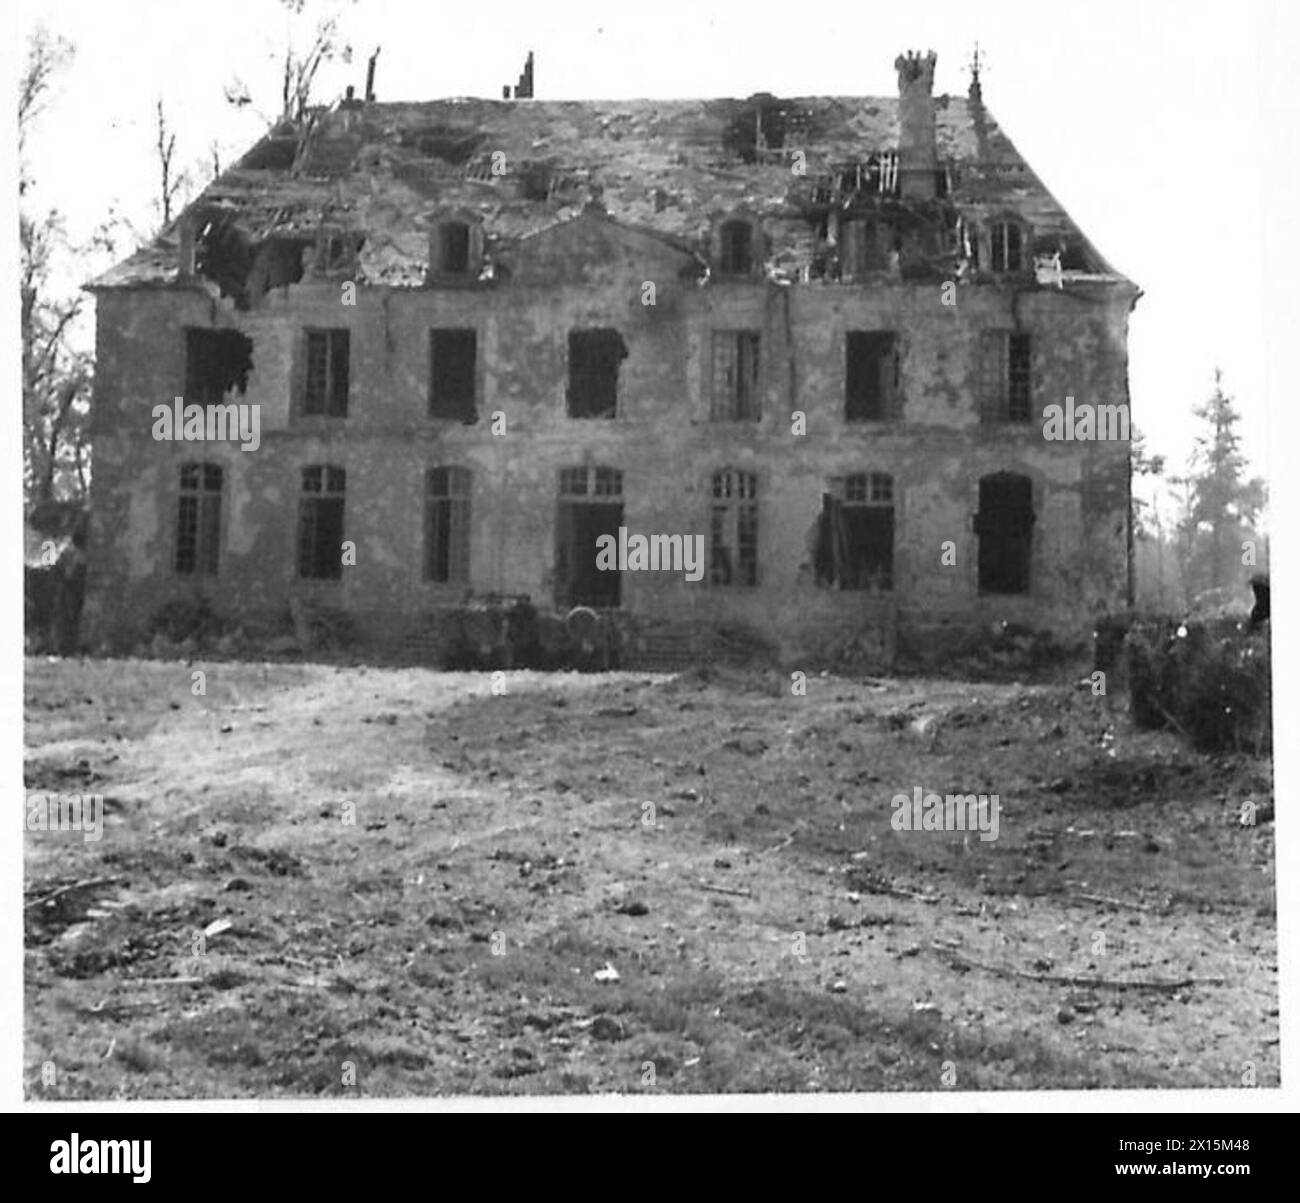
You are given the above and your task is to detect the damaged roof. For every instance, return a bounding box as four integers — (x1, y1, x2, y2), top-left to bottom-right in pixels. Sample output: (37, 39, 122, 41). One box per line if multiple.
(92, 92, 1130, 290)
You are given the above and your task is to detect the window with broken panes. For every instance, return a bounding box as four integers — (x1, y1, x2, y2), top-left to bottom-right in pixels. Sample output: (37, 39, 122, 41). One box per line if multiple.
(709, 469, 758, 586)
(845, 331, 901, 421)
(298, 465, 346, 580)
(430, 329, 477, 422)
(711, 331, 761, 421)
(425, 466, 471, 583)
(303, 329, 350, 417)
(175, 462, 223, 576)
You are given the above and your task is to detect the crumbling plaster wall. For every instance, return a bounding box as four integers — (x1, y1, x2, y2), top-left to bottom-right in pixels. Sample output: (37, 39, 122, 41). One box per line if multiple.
(85, 217, 1132, 659)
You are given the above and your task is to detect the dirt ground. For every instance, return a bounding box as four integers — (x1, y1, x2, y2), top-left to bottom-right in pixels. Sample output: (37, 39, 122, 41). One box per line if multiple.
(23, 655, 1277, 1097)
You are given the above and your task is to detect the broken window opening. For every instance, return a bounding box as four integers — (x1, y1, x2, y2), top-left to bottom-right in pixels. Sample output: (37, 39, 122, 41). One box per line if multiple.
(184, 328, 253, 407)
(990, 220, 1025, 273)
(815, 473, 894, 591)
(724, 95, 790, 164)
(845, 331, 901, 421)
(425, 466, 472, 583)
(248, 236, 310, 298)
(709, 469, 758, 586)
(303, 328, 350, 417)
(317, 231, 364, 274)
(567, 329, 628, 419)
(555, 466, 623, 609)
(194, 216, 255, 309)
(430, 329, 478, 422)
(175, 462, 223, 577)
(976, 472, 1034, 594)
(719, 219, 754, 276)
(711, 331, 761, 421)
(298, 465, 346, 580)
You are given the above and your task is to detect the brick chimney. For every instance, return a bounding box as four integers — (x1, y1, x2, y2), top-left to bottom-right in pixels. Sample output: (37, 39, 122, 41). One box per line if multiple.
(895, 49, 938, 200)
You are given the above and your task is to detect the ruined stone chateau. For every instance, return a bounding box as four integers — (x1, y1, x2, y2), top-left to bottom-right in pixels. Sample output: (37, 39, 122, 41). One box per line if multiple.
(85, 50, 1138, 663)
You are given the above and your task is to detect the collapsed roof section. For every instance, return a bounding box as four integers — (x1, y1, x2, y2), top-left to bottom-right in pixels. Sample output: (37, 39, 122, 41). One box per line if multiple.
(91, 81, 1133, 298)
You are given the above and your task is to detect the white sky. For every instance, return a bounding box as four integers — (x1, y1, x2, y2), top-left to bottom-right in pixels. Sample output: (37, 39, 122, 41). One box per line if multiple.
(9, 0, 1298, 495)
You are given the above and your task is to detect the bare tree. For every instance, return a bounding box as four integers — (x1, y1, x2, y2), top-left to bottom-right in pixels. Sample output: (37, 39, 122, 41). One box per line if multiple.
(222, 0, 355, 173)
(154, 98, 188, 226)
(20, 30, 101, 512)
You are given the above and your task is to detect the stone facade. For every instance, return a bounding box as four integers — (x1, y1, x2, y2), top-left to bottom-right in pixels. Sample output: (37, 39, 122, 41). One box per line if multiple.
(84, 53, 1139, 664)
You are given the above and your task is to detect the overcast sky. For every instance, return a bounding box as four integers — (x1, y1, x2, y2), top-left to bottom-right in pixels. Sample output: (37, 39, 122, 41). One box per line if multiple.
(11, 0, 1298, 505)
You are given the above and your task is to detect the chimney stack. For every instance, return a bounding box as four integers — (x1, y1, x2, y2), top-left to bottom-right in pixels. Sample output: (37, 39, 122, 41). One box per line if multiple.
(895, 49, 938, 200)
(365, 48, 380, 102)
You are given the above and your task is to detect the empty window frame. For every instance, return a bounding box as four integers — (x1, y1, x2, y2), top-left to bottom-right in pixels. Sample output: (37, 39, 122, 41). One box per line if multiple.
(709, 469, 758, 586)
(711, 331, 761, 420)
(184, 328, 253, 407)
(567, 329, 628, 419)
(979, 331, 1033, 423)
(425, 466, 471, 583)
(303, 328, 350, 417)
(845, 332, 901, 421)
(175, 462, 223, 576)
(298, 465, 346, 580)
(990, 221, 1025, 273)
(430, 329, 477, 421)
(719, 219, 754, 275)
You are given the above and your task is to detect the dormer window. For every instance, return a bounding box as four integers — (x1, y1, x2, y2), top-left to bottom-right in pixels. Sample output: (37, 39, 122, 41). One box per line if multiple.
(990, 220, 1027, 273)
(316, 231, 362, 275)
(719, 219, 753, 276)
(428, 213, 483, 280)
(440, 222, 470, 274)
